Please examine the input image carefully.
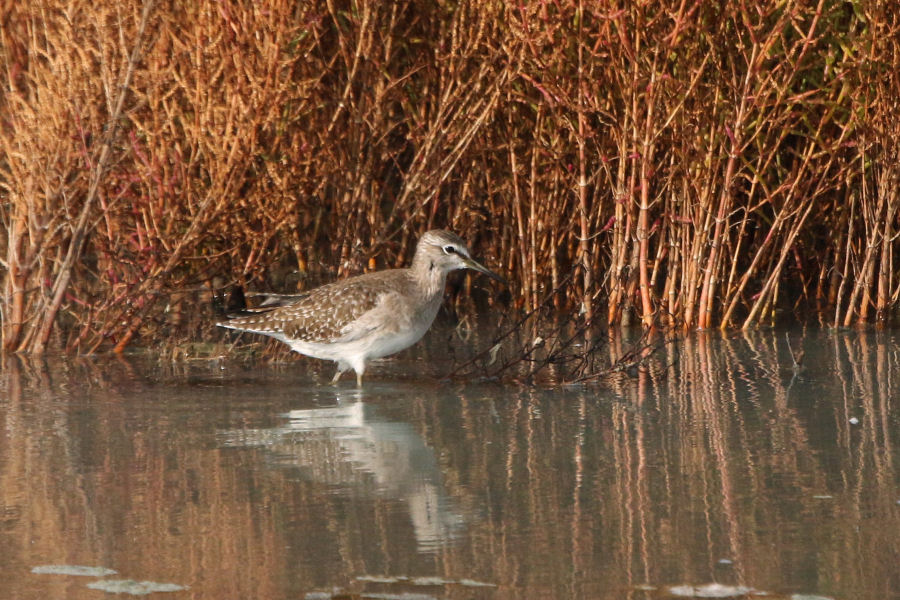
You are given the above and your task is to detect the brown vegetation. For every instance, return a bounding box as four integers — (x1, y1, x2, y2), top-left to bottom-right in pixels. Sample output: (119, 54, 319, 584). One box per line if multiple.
(2, 0, 900, 353)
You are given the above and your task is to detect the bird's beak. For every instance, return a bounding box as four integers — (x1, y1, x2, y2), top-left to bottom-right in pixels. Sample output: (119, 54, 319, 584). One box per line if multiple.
(463, 256, 508, 286)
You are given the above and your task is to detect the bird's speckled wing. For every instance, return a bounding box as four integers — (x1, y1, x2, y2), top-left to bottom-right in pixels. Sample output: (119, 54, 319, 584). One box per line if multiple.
(221, 270, 410, 344)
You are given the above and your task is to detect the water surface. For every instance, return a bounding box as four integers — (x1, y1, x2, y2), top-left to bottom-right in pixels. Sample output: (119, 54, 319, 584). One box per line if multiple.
(1, 328, 898, 599)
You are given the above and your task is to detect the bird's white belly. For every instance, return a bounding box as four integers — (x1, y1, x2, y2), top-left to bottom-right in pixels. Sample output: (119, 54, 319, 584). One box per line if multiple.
(287, 303, 437, 364)
(364, 320, 432, 359)
(286, 326, 426, 365)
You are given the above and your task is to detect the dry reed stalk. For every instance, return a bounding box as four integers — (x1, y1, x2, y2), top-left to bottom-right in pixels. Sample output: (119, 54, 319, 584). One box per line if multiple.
(575, 0, 593, 326)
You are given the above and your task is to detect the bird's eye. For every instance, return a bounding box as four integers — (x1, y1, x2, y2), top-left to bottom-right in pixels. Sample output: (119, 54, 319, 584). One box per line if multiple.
(443, 245, 456, 255)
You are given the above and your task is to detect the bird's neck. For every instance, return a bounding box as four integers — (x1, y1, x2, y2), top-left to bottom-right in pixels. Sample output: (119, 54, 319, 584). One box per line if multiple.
(410, 253, 449, 299)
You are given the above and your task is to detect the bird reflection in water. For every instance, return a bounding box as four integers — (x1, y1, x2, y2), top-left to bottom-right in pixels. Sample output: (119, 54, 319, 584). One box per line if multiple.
(218, 390, 464, 553)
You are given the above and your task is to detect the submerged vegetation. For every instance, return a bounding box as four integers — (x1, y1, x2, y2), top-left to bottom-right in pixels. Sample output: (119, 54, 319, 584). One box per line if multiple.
(1, 0, 899, 353)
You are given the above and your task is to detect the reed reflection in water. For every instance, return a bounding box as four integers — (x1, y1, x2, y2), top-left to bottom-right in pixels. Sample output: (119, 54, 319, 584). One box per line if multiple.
(0, 328, 898, 599)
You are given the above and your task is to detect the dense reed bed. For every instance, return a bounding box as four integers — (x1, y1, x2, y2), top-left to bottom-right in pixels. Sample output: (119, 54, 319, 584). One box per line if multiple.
(2, 0, 899, 353)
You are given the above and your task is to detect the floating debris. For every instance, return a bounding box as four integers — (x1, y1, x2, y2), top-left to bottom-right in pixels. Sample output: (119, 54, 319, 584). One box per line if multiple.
(457, 578, 497, 587)
(409, 577, 448, 586)
(308, 590, 446, 600)
(355, 575, 496, 588)
(31, 565, 118, 577)
(665, 583, 755, 598)
(357, 575, 403, 584)
(849, 417, 859, 425)
(361, 594, 437, 600)
(649, 583, 834, 600)
(86, 579, 187, 595)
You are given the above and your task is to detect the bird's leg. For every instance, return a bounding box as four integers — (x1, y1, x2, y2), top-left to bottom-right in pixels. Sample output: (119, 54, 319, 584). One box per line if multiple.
(351, 361, 365, 387)
(332, 361, 349, 384)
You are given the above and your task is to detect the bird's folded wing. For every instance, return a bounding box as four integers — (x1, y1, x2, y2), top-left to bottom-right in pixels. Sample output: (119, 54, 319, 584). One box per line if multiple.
(280, 281, 384, 343)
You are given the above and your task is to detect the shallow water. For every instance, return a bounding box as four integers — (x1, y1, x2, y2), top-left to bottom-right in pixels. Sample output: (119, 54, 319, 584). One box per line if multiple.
(1, 328, 898, 599)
